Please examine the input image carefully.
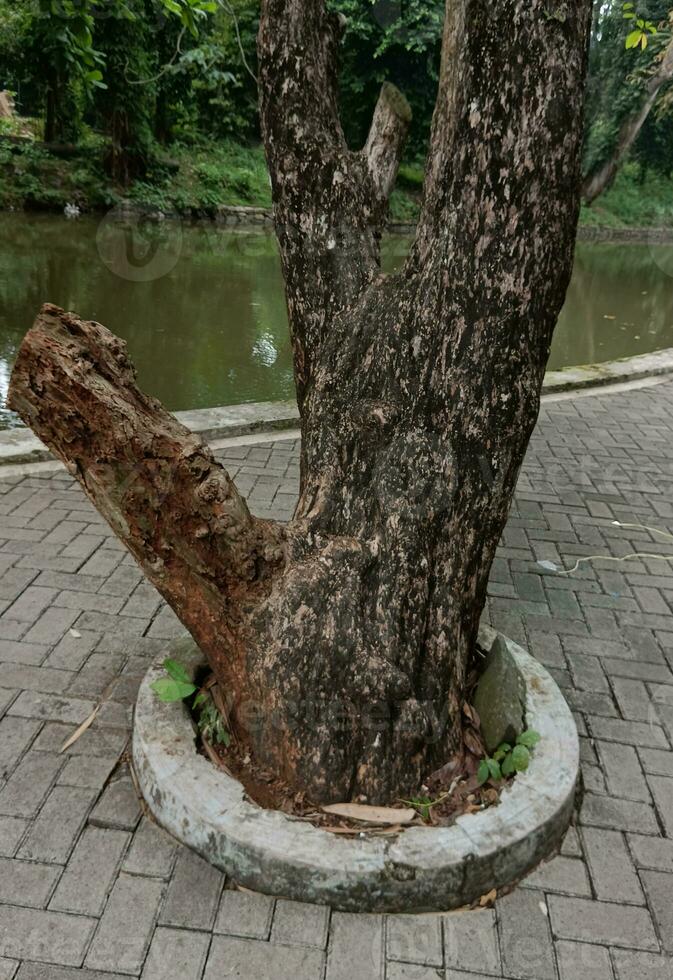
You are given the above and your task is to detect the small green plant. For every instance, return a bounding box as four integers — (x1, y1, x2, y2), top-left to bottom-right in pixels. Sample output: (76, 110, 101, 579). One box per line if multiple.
(194, 694, 231, 747)
(477, 730, 541, 785)
(150, 657, 197, 701)
(151, 658, 231, 747)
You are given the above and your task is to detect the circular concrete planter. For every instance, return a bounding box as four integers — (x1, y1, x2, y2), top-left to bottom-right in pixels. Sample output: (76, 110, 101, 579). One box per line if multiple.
(132, 625, 579, 912)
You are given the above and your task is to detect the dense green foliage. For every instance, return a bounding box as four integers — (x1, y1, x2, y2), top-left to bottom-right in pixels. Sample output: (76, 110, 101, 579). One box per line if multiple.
(585, 0, 673, 178)
(1, 0, 673, 216)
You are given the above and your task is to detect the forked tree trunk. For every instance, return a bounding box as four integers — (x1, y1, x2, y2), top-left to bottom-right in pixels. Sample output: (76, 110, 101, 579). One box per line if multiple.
(8, 1, 592, 805)
(582, 34, 673, 205)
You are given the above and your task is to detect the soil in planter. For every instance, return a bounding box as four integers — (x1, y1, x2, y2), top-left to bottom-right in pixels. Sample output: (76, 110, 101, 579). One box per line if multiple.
(191, 645, 518, 836)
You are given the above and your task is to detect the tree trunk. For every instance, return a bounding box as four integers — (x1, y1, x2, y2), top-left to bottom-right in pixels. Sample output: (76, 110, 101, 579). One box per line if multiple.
(582, 34, 673, 205)
(9, 0, 593, 806)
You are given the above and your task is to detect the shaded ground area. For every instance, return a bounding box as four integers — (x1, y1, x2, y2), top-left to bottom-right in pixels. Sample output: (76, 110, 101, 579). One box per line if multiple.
(0, 381, 673, 979)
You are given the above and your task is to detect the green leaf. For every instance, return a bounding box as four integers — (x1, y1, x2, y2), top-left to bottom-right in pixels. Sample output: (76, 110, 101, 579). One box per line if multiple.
(151, 677, 197, 702)
(219, 729, 231, 747)
(501, 752, 515, 777)
(623, 12, 635, 18)
(163, 658, 192, 685)
(487, 759, 502, 782)
(193, 691, 208, 707)
(516, 730, 541, 749)
(626, 29, 643, 47)
(493, 743, 512, 761)
(623, 3, 635, 9)
(477, 760, 490, 785)
(85, 69, 103, 82)
(511, 744, 531, 772)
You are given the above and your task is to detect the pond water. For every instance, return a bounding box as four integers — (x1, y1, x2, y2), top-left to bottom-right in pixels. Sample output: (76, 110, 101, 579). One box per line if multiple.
(1, 212, 673, 429)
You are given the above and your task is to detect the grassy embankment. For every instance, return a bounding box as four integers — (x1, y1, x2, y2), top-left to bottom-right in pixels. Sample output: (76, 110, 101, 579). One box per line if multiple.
(1, 118, 673, 228)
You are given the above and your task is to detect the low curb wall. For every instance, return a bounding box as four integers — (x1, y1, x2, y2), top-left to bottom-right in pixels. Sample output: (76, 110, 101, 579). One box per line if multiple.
(2, 347, 672, 467)
(132, 626, 579, 912)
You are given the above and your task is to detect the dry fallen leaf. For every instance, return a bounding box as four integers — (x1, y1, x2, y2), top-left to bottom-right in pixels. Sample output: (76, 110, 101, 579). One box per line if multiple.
(479, 888, 497, 907)
(59, 706, 99, 752)
(322, 803, 417, 826)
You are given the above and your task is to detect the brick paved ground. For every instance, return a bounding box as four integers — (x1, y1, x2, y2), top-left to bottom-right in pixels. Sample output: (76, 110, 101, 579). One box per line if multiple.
(1, 380, 673, 979)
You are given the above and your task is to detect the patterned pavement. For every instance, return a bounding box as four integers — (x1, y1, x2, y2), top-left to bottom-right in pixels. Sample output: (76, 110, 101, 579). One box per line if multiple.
(1, 379, 673, 979)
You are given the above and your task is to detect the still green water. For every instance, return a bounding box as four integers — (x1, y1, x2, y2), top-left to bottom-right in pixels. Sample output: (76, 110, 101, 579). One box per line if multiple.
(1, 212, 673, 429)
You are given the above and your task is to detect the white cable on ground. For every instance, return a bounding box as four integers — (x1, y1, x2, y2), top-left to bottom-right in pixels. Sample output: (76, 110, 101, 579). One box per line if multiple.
(542, 521, 673, 576)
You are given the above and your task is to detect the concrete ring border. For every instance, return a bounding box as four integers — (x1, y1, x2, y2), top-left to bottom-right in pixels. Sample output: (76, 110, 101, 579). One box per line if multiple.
(132, 624, 579, 913)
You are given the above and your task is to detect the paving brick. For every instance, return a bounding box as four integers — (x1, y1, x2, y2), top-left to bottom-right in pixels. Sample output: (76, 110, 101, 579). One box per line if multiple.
(611, 676, 656, 722)
(271, 899, 330, 949)
(18, 785, 96, 863)
(611, 950, 673, 980)
(0, 665, 73, 697)
(0, 815, 26, 856)
(388, 965, 443, 980)
(0, 640, 47, 666)
(587, 716, 668, 749)
(640, 747, 673, 778)
(85, 872, 164, 974)
(0, 568, 38, 603)
(0, 905, 96, 966)
(326, 912, 384, 980)
(443, 909, 500, 975)
(0, 857, 61, 907)
(386, 913, 443, 967)
(50, 826, 129, 916)
(33, 722, 127, 759)
(214, 889, 274, 939)
(122, 818, 177, 878)
(596, 741, 651, 802)
(628, 833, 673, 872)
(22, 607, 79, 646)
(205, 935, 325, 980)
(582, 828, 644, 904)
(0, 716, 40, 777)
(140, 926, 210, 980)
(445, 973, 500, 980)
(641, 870, 673, 954)
(89, 774, 141, 831)
(57, 753, 118, 790)
(0, 751, 63, 817)
(44, 630, 100, 671)
(4, 587, 58, 625)
(649, 775, 673, 836)
(548, 894, 658, 950)
(497, 889, 556, 980)
(0, 959, 17, 980)
(158, 847, 224, 931)
(7, 691, 96, 726)
(556, 940, 615, 980)
(560, 825, 583, 858)
(580, 793, 659, 834)
(522, 854, 591, 895)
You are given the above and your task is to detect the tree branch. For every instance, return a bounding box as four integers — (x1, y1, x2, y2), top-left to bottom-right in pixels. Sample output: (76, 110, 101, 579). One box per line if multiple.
(8, 305, 286, 689)
(582, 34, 673, 204)
(363, 82, 412, 203)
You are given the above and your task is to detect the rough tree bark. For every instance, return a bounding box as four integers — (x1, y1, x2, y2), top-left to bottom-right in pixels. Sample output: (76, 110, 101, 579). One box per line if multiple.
(9, 0, 593, 805)
(582, 33, 673, 205)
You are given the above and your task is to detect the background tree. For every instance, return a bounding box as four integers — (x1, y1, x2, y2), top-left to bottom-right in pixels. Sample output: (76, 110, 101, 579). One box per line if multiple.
(9, 0, 593, 804)
(583, 0, 673, 201)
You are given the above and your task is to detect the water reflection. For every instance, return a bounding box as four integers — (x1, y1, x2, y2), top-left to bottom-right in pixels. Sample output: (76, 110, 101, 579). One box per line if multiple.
(1, 212, 672, 430)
